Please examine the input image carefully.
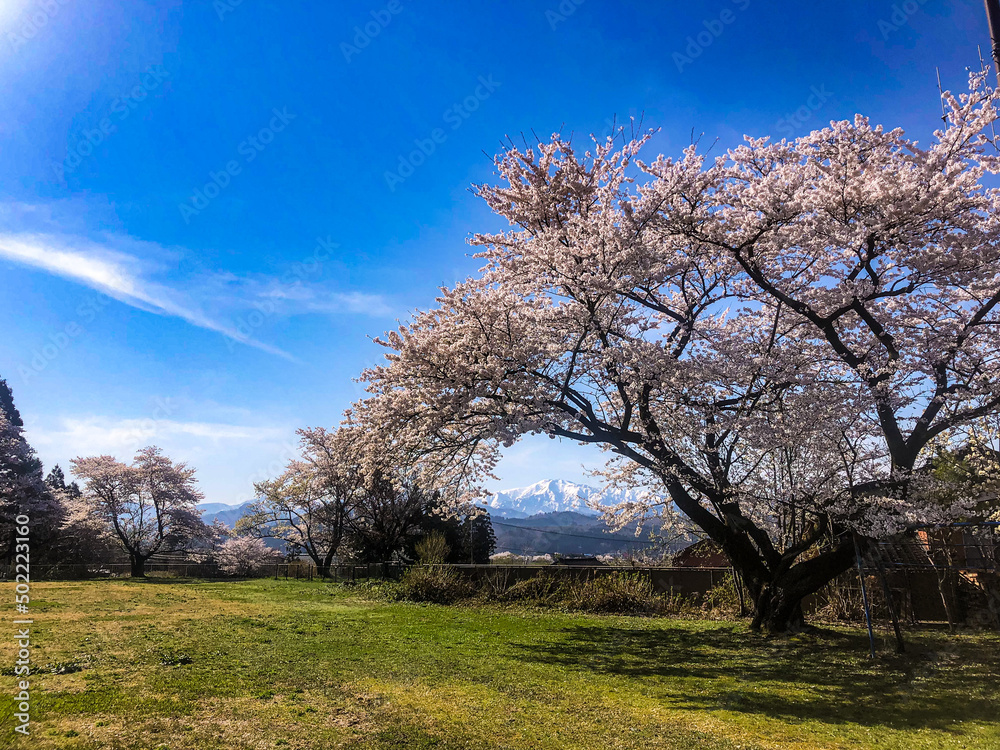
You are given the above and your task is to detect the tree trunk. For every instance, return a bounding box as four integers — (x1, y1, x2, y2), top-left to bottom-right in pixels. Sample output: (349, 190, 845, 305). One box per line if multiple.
(750, 583, 808, 632)
(130, 554, 147, 578)
(318, 547, 338, 579)
(305, 548, 334, 579)
(736, 537, 859, 634)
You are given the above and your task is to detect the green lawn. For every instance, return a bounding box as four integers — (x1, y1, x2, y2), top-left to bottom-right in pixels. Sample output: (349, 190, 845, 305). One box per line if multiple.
(2, 579, 998, 749)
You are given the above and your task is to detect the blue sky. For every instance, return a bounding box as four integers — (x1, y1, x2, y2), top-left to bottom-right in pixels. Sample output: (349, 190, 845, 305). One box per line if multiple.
(0, 0, 987, 504)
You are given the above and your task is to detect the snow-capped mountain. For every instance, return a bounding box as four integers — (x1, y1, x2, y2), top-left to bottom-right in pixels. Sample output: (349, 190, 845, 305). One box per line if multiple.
(485, 479, 640, 519)
(199, 480, 654, 525)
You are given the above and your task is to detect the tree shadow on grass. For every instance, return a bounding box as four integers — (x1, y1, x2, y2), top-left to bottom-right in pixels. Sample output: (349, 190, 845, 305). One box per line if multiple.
(509, 622, 1000, 733)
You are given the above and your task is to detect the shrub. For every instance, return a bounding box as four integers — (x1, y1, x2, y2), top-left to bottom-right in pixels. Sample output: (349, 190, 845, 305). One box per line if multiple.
(563, 572, 660, 615)
(699, 573, 741, 619)
(479, 566, 514, 598)
(812, 572, 890, 624)
(395, 565, 474, 604)
(500, 572, 567, 604)
(415, 531, 450, 564)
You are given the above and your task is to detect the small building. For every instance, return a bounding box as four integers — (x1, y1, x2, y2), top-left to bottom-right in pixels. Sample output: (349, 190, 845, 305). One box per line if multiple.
(672, 539, 728, 568)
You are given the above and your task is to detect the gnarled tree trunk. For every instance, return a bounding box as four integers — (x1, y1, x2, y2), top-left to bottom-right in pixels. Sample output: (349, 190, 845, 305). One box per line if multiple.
(740, 539, 859, 633)
(130, 553, 148, 578)
(702, 513, 861, 633)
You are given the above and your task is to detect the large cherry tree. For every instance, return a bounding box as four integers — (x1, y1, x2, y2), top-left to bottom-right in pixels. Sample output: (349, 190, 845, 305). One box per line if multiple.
(239, 427, 365, 577)
(72, 446, 206, 577)
(358, 72, 1000, 632)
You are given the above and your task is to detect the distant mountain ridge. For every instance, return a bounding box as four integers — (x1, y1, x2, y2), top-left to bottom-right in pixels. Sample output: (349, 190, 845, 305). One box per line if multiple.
(198, 501, 254, 529)
(489, 511, 674, 557)
(485, 479, 648, 519)
(197, 480, 657, 527)
(196, 481, 676, 557)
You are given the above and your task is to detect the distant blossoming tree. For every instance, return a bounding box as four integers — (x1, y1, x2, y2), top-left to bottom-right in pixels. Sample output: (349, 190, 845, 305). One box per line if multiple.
(71, 446, 207, 577)
(239, 427, 363, 577)
(58, 491, 120, 565)
(216, 535, 281, 577)
(357, 72, 1000, 632)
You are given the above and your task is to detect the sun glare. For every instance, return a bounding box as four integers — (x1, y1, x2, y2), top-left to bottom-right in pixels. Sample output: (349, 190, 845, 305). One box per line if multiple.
(0, 1, 29, 30)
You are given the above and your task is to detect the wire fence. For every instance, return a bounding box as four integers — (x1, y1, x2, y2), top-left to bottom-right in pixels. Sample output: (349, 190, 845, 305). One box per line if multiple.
(5, 528, 996, 629)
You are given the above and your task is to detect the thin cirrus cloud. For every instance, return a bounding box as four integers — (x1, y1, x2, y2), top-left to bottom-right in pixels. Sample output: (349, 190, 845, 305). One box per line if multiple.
(0, 232, 394, 358)
(228, 275, 395, 318)
(0, 232, 297, 359)
(29, 415, 290, 458)
(309, 291, 394, 317)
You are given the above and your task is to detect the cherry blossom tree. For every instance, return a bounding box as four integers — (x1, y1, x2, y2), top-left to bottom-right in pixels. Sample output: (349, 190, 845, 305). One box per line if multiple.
(71, 446, 206, 577)
(216, 535, 281, 577)
(357, 72, 1000, 632)
(239, 427, 363, 577)
(58, 491, 120, 565)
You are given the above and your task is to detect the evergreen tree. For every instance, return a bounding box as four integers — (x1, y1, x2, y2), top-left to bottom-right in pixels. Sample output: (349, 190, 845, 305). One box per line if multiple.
(419, 496, 496, 563)
(45, 464, 67, 490)
(45, 464, 81, 499)
(0, 379, 24, 427)
(460, 511, 496, 564)
(0, 378, 64, 563)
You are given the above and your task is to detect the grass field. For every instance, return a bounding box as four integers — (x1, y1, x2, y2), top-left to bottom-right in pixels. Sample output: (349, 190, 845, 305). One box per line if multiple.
(2, 579, 998, 749)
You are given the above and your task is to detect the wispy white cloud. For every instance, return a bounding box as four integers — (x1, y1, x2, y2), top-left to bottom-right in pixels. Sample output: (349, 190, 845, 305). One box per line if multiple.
(214, 276, 396, 318)
(311, 291, 394, 317)
(30, 415, 289, 457)
(0, 232, 298, 360)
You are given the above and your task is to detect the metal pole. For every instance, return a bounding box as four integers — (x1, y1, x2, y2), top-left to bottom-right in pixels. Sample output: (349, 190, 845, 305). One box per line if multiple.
(853, 534, 877, 660)
(871, 545, 905, 654)
(986, 0, 1000, 80)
